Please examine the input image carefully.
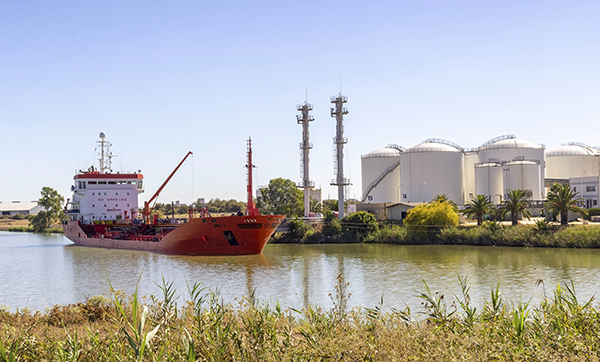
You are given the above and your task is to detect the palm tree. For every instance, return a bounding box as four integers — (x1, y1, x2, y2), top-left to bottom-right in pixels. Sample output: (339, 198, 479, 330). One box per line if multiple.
(498, 189, 532, 226)
(463, 195, 495, 225)
(432, 194, 458, 212)
(542, 184, 587, 226)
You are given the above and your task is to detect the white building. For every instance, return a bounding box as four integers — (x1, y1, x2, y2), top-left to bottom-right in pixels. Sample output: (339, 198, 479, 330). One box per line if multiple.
(569, 176, 599, 209)
(0, 201, 43, 216)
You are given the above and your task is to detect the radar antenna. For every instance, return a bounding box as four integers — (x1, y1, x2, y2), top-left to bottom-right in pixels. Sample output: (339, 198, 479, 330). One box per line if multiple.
(97, 132, 116, 173)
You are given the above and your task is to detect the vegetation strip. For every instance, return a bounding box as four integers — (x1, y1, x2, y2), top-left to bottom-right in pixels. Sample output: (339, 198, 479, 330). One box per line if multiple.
(1, 276, 599, 360)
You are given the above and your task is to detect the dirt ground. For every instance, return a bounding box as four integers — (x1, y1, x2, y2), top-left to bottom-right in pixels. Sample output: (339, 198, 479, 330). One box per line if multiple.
(0, 218, 30, 230)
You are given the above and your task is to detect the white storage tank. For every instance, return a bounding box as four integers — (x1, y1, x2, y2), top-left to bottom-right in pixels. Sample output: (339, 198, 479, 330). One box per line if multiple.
(475, 162, 504, 204)
(505, 160, 543, 200)
(463, 152, 479, 202)
(546, 142, 600, 179)
(477, 135, 545, 199)
(361, 146, 402, 203)
(400, 139, 464, 205)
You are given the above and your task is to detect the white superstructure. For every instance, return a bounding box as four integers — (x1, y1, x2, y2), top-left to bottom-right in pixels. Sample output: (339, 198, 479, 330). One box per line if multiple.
(66, 133, 145, 224)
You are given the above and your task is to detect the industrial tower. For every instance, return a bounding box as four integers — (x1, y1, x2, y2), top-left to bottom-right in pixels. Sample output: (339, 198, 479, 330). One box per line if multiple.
(296, 101, 314, 217)
(330, 94, 350, 218)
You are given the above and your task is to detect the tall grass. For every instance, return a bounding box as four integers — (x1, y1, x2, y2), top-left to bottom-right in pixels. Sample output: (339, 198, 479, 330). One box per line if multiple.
(2, 277, 600, 360)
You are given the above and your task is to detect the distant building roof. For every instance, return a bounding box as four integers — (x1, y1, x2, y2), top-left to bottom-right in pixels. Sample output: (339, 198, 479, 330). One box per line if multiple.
(0, 201, 40, 212)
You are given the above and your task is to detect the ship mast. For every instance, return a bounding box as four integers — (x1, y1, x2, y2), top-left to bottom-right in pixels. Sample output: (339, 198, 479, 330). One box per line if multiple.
(97, 132, 116, 174)
(246, 138, 260, 216)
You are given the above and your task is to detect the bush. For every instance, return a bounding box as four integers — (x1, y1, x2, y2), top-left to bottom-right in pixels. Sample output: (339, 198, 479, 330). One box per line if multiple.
(585, 208, 600, 220)
(364, 225, 409, 244)
(322, 211, 342, 241)
(404, 202, 459, 241)
(341, 211, 378, 243)
(270, 218, 314, 243)
(404, 202, 459, 227)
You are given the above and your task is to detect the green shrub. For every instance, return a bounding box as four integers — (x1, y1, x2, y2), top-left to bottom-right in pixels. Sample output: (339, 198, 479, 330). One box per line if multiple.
(364, 225, 409, 244)
(341, 211, 378, 243)
(322, 211, 342, 241)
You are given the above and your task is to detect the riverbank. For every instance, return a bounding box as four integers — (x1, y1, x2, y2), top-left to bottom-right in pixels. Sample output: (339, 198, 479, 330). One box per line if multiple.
(0, 218, 29, 231)
(0, 219, 62, 233)
(271, 219, 600, 248)
(1, 278, 598, 360)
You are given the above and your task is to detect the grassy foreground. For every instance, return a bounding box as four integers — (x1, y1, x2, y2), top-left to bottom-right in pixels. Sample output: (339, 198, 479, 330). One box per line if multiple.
(2, 277, 600, 361)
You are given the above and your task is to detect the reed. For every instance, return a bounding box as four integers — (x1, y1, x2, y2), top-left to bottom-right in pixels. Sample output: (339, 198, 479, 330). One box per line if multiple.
(2, 277, 600, 360)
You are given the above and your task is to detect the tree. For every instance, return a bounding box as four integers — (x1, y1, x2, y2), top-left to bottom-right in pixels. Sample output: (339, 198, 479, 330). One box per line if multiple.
(321, 199, 338, 213)
(462, 195, 495, 225)
(322, 210, 342, 239)
(257, 178, 303, 217)
(341, 211, 378, 242)
(30, 187, 65, 232)
(197, 198, 246, 214)
(498, 189, 532, 226)
(404, 201, 459, 228)
(542, 183, 587, 226)
(310, 197, 323, 215)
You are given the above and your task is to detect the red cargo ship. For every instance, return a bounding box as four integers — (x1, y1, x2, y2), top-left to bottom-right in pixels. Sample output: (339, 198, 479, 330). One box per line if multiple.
(63, 133, 283, 255)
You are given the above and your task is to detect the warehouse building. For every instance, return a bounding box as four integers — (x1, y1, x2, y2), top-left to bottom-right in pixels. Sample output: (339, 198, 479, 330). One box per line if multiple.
(0, 201, 43, 216)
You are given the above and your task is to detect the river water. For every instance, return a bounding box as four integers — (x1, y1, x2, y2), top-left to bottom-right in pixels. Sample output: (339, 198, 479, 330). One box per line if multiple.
(2, 231, 600, 314)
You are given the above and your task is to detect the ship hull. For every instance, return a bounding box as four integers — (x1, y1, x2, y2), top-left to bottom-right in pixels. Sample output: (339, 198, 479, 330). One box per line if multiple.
(63, 215, 283, 256)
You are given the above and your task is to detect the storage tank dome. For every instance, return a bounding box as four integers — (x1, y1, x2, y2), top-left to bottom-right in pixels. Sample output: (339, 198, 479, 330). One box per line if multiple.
(361, 145, 403, 204)
(479, 136, 543, 151)
(362, 147, 402, 158)
(546, 143, 599, 157)
(477, 134, 546, 200)
(546, 142, 600, 179)
(407, 139, 463, 153)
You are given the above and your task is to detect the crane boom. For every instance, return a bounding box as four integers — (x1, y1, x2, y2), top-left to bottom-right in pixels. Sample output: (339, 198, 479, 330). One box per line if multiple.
(143, 151, 193, 221)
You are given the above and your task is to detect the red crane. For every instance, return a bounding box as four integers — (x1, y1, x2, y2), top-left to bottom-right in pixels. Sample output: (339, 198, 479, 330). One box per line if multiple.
(142, 151, 193, 222)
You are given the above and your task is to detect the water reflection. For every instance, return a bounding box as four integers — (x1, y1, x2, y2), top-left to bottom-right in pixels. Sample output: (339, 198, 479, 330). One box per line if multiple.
(2, 231, 600, 313)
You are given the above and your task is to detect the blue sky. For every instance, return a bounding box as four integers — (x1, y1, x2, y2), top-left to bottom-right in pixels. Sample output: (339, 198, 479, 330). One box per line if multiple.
(1, 1, 599, 205)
